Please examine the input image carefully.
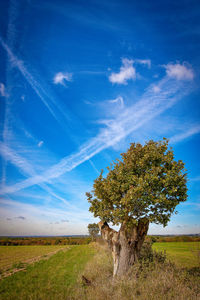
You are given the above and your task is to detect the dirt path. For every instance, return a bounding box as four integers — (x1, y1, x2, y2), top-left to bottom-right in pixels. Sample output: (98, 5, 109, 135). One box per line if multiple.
(0, 247, 70, 279)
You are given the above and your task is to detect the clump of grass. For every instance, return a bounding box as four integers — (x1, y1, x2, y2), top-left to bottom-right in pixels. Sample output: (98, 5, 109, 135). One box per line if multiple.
(12, 262, 27, 270)
(72, 243, 200, 300)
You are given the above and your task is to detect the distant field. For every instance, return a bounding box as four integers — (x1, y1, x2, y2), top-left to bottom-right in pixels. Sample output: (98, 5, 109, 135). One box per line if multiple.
(0, 236, 91, 246)
(0, 245, 95, 300)
(152, 242, 200, 267)
(0, 245, 69, 274)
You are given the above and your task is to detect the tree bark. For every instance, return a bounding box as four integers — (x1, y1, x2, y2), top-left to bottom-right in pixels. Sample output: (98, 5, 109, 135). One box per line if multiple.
(98, 219, 149, 277)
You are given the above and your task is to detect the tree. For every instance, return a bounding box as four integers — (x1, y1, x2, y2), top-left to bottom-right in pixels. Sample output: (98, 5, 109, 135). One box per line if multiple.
(87, 223, 99, 241)
(86, 139, 187, 277)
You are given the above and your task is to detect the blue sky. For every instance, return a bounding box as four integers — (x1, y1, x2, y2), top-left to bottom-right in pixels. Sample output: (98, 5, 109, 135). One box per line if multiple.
(0, 0, 200, 236)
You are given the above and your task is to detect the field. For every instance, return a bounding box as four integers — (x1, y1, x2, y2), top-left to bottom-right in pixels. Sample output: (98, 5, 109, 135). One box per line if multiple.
(152, 242, 200, 267)
(0, 245, 95, 300)
(0, 242, 199, 300)
(0, 245, 69, 276)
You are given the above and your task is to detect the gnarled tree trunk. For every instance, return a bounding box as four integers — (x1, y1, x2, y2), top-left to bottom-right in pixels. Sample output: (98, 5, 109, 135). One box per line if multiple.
(98, 219, 149, 277)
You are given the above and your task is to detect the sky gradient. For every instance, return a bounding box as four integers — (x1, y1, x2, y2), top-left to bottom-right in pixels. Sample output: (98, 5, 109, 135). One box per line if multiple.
(0, 0, 200, 236)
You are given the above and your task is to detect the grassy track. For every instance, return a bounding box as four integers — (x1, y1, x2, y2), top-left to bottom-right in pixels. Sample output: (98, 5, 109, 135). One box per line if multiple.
(0, 245, 95, 300)
(0, 245, 69, 273)
(152, 241, 200, 267)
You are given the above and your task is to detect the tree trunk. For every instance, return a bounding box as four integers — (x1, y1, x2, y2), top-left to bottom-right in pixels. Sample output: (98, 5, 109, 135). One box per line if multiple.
(98, 219, 149, 277)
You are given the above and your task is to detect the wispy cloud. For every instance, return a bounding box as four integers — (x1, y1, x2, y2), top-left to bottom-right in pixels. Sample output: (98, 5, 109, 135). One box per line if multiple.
(0, 142, 35, 178)
(0, 74, 194, 195)
(152, 85, 161, 93)
(37, 140, 44, 148)
(164, 62, 194, 80)
(0, 142, 81, 210)
(109, 58, 136, 84)
(6, 0, 19, 49)
(134, 59, 151, 68)
(53, 72, 72, 85)
(16, 216, 26, 220)
(1, 0, 19, 187)
(189, 176, 200, 182)
(0, 83, 8, 97)
(170, 125, 200, 144)
(0, 37, 77, 135)
(0, 37, 58, 119)
(0, 198, 91, 225)
(108, 96, 124, 108)
(88, 159, 100, 175)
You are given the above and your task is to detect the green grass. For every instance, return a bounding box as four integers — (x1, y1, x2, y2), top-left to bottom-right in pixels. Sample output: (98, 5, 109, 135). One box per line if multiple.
(0, 245, 69, 272)
(1, 243, 199, 299)
(152, 241, 200, 267)
(71, 244, 200, 300)
(0, 245, 96, 300)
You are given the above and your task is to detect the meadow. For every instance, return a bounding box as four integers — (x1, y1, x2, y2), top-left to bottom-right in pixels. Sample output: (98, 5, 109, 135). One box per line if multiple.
(0, 245, 69, 277)
(0, 245, 95, 300)
(0, 241, 199, 300)
(152, 242, 200, 267)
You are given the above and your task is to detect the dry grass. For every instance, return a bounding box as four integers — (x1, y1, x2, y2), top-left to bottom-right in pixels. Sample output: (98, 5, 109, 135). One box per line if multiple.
(0, 245, 69, 275)
(71, 243, 200, 300)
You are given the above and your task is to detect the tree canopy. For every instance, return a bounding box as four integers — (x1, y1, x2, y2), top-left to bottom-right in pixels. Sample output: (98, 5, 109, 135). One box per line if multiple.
(87, 139, 187, 227)
(87, 223, 99, 240)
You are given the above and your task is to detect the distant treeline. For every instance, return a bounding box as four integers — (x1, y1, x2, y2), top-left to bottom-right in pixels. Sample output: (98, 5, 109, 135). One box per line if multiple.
(0, 236, 92, 246)
(148, 235, 200, 243)
(0, 235, 199, 246)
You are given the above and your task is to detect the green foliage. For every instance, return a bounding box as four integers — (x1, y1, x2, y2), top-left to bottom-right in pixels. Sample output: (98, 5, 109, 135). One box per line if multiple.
(87, 139, 187, 227)
(87, 223, 99, 240)
(139, 241, 167, 264)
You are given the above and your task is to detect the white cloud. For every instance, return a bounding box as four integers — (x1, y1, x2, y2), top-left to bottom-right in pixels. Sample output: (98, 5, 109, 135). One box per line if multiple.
(170, 125, 200, 144)
(53, 72, 72, 85)
(37, 140, 44, 147)
(0, 83, 7, 97)
(109, 58, 136, 84)
(0, 37, 73, 128)
(0, 198, 92, 235)
(0, 37, 58, 120)
(88, 159, 100, 175)
(164, 63, 194, 80)
(109, 96, 124, 108)
(135, 59, 151, 68)
(0, 142, 76, 209)
(152, 85, 161, 93)
(0, 73, 194, 196)
(189, 176, 200, 182)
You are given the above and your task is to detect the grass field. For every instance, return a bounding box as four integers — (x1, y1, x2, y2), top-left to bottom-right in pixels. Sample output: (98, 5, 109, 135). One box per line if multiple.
(0, 243, 199, 299)
(0, 245, 95, 300)
(72, 243, 200, 300)
(152, 241, 200, 267)
(0, 245, 69, 274)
